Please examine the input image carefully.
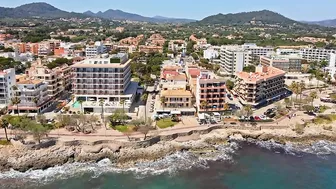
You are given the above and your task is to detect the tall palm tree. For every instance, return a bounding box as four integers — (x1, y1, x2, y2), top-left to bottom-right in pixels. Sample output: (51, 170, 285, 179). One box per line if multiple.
(308, 75, 314, 89)
(0, 117, 9, 141)
(141, 93, 148, 121)
(243, 105, 253, 117)
(11, 97, 21, 116)
(99, 98, 105, 119)
(32, 97, 39, 114)
(120, 99, 126, 113)
(309, 91, 318, 106)
(71, 94, 75, 103)
(299, 81, 306, 110)
(78, 99, 84, 113)
(200, 100, 209, 112)
(289, 81, 298, 104)
(160, 97, 166, 111)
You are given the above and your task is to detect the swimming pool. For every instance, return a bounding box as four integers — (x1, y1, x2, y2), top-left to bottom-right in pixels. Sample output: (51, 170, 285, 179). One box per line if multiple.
(73, 101, 81, 108)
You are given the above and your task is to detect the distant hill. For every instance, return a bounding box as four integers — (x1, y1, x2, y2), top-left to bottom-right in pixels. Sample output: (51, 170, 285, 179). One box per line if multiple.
(83, 9, 195, 23)
(195, 10, 300, 26)
(303, 19, 336, 27)
(0, 2, 87, 19)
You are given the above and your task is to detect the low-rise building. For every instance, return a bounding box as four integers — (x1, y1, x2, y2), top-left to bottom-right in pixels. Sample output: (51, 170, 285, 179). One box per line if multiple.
(168, 40, 187, 52)
(234, 65, 287, 108)
(160, 89, 195, 115)
(260, 54, 303, 73)
(9, 75, 52, 114)
(139, 45, 163, 53)
(203, 48, 220, 60)
(161, 74, 188, 91)
(196, 71, 227, 113)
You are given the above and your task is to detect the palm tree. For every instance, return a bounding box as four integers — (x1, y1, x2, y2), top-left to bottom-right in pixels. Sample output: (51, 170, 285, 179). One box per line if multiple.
(243, 105, 253, 117)
(141, 94, 148, 120)
(160, 97, 166, 111)
(299, 81, 306, 110)
(309, 91, 318, 106)
(32, 97, 39, 114)
(78, 99, 84, 113)
(308, 75, 314, 89)
(289, 81, 298, 104)
(11, 97, 21, 116)
(120, 99, 126, 112)
(99, 99, 105, 118)
(0, 117, 9, 141)
(71, 94, 75, 103)
(200, 100, 208, 112)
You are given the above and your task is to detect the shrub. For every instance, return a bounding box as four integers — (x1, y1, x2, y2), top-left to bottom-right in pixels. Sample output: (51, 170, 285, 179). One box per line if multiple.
(323, 125, 333, 131)
(0, 140, 11, 145)
(293, 123, 305, 135)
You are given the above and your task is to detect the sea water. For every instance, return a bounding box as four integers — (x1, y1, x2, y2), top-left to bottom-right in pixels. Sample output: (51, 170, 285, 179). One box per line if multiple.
(1, 141, 335, 189)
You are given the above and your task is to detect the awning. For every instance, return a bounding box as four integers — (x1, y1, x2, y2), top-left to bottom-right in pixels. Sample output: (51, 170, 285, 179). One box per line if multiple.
(171, 111, 181, 115)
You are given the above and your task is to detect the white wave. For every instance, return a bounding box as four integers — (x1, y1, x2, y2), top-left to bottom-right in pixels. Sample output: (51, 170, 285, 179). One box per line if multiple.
(253, 139, 336, 157)
(0, 142, 239, 184)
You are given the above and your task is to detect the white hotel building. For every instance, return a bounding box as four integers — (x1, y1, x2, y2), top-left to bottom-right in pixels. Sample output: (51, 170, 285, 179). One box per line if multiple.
(300, 48, 336, 62)
(72, 53, 138, 113)
(220, 45, 252, 76)
(0, 68, 16, 108)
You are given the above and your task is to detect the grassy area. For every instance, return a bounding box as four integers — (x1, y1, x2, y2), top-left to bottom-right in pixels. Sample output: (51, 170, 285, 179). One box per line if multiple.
(0, 140, 11, 145)
(156, 118, 178, 129)
(115, 125, 134, 133)
(313, 114, 336, 125)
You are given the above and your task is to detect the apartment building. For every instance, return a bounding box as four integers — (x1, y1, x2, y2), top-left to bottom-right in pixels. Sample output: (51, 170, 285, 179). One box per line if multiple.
(148, 34, 166, 46)
(242, 43, 273, 60)
(300, 48, 336, 62)
(161, 74, 188, 91)
(276, 48, 301, 55)
(234, 65, 286, 108)
(220, 45, 252, 76)
(160, 90, 195, 116)
(26, 59, 72, 99)
(168, 40, 187, 52)
(72, 53, 137, 113)
(85, 41, 107, 57)
(260, 54, 303, 73)
(203, 48, 220, 60)
(0, 69, 16, 108)
(9, 75, 52, 114)
(196, 71, 227, 113)
(139, 45, 163, 53)
(326, 53, 336, 81)
(38, 42, 51, 56)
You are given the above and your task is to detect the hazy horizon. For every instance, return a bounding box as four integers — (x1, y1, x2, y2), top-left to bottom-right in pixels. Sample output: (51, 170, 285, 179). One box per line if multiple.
(0, 0, 335, 21)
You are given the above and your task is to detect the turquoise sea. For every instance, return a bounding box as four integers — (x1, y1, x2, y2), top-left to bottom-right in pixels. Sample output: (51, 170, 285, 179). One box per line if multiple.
(1, 141, 336, 189)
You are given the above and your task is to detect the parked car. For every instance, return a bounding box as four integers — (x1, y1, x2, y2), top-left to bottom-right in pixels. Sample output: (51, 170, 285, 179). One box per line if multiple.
(254, 116, 261, 121)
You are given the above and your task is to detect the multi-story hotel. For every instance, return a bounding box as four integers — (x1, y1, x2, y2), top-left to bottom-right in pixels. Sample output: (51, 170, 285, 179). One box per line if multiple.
(300, 48, 336, 62)
(72, 53, 138, 113)
(242, 43, 273, 61)
(9, 75, 52, 114)
(326, 53, 336, 81)
(85, 41, 107, 57)
(196, 71, 227, 113)
(234, 65, 286, 108)
(26, 59, 72, 99)
(220, 45, 252, 76)
(260, 54, 303, 73)
(0, 69, 16, 108)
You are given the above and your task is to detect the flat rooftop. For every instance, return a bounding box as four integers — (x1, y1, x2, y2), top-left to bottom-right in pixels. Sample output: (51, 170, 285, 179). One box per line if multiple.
(161, 90, 192, 97)
(237, 66, 286, 83)
(72, 59, 131, 68)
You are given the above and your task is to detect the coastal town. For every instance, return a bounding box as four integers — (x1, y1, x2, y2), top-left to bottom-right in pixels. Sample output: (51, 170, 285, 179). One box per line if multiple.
(0, 2, 336, 174)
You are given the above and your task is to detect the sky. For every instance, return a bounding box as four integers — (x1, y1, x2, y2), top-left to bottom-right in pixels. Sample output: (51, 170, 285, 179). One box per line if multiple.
(0, 0, 335, 21)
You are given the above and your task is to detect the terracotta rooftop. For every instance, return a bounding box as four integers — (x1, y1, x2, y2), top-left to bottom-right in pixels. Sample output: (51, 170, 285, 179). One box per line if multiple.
(188, 69, 201, 78)
(237, 66, 286, 84)
(166, 74, 187, 81)
(161, 90, 192, 97)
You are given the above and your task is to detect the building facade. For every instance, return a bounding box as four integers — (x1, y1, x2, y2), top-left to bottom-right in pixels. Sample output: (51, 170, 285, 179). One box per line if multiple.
(260, 54, 303, 73)
(85, 41, 107, 57)
(160, 90, 195, 115)
(220, 45, 252, 76)
(196, 71, 227, 113)
(72, 53, 137, 113)
(300, 48, 336, 62)
(234, 65, 286, 108)
(9, 76, 52, 114)
(0, 69, 15, 108)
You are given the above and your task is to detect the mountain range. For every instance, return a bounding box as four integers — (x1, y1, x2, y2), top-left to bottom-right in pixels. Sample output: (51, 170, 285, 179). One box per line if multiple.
(83, 10, 195, 23)
(0, 2, 335, 27)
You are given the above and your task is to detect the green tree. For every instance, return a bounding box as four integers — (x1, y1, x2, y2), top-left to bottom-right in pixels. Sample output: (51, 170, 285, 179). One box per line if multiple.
(200, 101, 209, 112)
(309, 91, 318, 106)
(11, 97, 21, 116)
(78, 99, 84, 113)
(226, 80, 234, 90)
(0, 117, 9, 141)
(160, 97, 166, 110)
(243, 105, 253, 117)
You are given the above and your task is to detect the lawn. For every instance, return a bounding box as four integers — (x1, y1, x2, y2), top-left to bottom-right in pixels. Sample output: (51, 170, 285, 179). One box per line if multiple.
(313, 114, 336, 125)
(156, 118, 178, 129)
(0, 140, 11, 145)
(115, 125, 134, 133)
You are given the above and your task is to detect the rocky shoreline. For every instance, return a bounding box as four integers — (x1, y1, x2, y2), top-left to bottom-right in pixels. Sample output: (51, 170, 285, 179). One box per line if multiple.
(0, 126, 335, 173)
